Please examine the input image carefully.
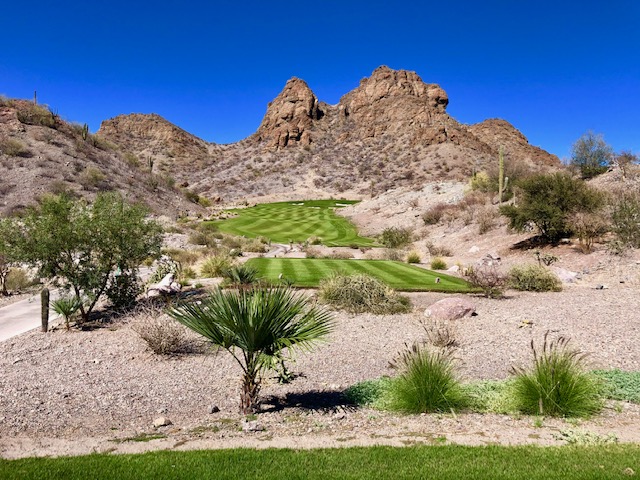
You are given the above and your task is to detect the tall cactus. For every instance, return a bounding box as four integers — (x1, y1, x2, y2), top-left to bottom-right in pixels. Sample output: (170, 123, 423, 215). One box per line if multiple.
(498, 146, 505, 203)
(81, 123, 89, 141)
(41, 288, 49, 332)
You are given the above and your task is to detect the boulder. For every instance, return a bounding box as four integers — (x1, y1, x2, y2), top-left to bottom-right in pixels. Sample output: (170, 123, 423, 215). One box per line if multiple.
(424, 297, 477, 320)
(147, 273, 182, 297)
(552, 267, 579, 284)
(153, 417, 172, 428)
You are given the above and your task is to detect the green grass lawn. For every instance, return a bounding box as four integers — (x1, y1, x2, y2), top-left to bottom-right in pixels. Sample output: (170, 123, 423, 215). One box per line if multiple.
(2, 445, 638, 479)
(210, 200, 376, 247)
(246, 258, 474, 292)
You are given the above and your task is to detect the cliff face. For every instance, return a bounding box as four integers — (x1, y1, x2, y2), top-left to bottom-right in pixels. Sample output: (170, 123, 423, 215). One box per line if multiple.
(95, 66, 560, 202)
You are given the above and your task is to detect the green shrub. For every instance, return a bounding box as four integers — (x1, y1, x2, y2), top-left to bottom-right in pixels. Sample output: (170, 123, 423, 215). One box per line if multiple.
(611, 192, 640, 248)
(344, 378, 391, 406)
(221, 264, 259, 288)
(462, 380, 516, 414)
(16, 103, 57, 128)
(511, 333, 604, 417)
(508, 264, 562, 292)
(106, 269, 142, 311)
(379, 227, 412, 248)
(430, 257, 447, 270)
(406, 251, 421, 263)
(385, 344, 465, 413)
(200, 255, 234, 278)
(319, 273, 411, 314)
(52, 295, 82, 330)
(243, 238, 268, 253)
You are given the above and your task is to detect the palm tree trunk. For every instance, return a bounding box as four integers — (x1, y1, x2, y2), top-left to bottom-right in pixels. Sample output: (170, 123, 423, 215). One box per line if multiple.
(240, 371, 260, 414)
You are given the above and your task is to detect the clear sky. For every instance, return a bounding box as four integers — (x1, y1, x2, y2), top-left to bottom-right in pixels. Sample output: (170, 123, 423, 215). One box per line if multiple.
(1, 1, 638, 159)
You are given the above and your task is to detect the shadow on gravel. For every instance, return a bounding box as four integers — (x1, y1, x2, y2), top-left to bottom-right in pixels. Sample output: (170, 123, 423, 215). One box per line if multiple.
(260, 390, 358, 414)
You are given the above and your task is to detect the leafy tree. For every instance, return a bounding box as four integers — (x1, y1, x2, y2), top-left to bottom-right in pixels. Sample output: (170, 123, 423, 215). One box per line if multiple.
(614, 150, 639, 179)
(570, 131, 613, 179)
(10, 193, 162, 321)
(0, 220, 19, 296)
(500, 172, 604, 242)
(167, 286, 334, 414)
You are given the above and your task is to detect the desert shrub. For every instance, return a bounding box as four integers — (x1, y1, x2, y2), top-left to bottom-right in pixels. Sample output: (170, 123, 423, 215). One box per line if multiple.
(570, 131, 613, 179)
(464, 265, 508, 298)
(469, 171, 492, 192)
(324, 250, 353, 260)
(425, 241, 452, 257)
(200, 255, 234, 278)
(79, 167, 107, 190)
(508, 264, 562, 292)
(611, 192, 640, 248)
(383, 248, 404, 262)
(500, 172, 605, 242)
(307, 235, 323, 245)
(242, 238, 268, 253)
(511, 333, 604, 417)
(5, 267, 33, 291)
(16, 103, 57, 128)
(430, 257, 447, 270)
(422, 203, 454, 225)
(0, 138, 30, 157)
(379, 227, 412, 248)
(422, 318, 458, 349)
(131, 306, 201, 355)
(106, 269, 142, 311)
(304, 246, 321, 259)
(319, 273, 411, 314)
(406, 251, 421, 264)
(188, 230, 218, 247)
(163, 248, 200, 266)
(385, 344, 465, 413)
(477, 206, 499, 234)
(570, 212, 610, 253)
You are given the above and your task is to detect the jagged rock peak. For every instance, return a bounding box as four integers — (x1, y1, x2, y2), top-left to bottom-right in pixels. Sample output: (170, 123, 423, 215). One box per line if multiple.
(342, 66, 449, 113)
(256, 77, 321, 149)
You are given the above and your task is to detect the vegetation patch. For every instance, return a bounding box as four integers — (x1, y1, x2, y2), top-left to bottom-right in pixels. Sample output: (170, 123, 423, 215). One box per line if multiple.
(508, 264, 562, 292)
(319, 273, 411, 314)
(210, 200, 375, 247)
(246, 258, 474, 292)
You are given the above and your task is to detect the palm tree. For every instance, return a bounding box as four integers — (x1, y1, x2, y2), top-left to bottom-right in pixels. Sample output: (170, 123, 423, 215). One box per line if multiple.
(52, 296, 83, 330)
(167, 286, 334, 414)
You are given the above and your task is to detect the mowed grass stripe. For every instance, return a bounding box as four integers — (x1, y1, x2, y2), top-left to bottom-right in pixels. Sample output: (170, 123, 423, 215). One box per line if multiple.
(246, 258, 473, 293)
(210, 200, 375, 247)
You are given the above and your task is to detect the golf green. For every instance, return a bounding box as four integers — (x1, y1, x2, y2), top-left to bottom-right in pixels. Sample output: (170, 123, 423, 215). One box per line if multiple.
(210, 200, 375, 247)
(245, 258, 474, 292)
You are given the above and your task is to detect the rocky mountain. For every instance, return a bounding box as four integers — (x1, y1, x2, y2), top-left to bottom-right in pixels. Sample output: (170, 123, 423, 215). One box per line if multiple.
(0, 99, 204, 217)
(1, 67, 562, 215)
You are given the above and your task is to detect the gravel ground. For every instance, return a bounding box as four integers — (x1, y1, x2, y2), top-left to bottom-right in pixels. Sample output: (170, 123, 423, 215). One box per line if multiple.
(1, 285, 639, 458)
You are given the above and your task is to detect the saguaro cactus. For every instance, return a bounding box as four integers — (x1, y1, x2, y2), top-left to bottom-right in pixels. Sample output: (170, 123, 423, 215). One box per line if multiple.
(498, 146, 509, 203)
(81, 123, 89, 141)
(41, 288, 50, 332)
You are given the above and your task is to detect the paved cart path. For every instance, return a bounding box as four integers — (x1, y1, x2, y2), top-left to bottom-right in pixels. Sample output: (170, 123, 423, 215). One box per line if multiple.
(0, 290, 61, 342)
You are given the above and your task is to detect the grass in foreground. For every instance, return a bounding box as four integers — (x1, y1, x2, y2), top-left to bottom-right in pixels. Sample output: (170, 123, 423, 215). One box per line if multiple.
(2, 445, 639, 480)
(210, 200, 375, 247)
(246, 258, 474, 292)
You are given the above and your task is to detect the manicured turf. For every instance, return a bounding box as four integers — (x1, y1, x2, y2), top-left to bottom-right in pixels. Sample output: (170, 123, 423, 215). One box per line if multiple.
(2, 445, 639, 479)
(245, 258, 474, 292)
(210, 200, 376, 247)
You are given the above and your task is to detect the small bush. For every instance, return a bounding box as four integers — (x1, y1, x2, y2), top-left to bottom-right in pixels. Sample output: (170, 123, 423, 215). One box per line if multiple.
(611, 192, 640, 248)
(5, 268, 33, 291)
(221, 264, 259, 288)
(324, 250, 354, 260)
(149, 256, 181, 283)
(422, 318, 458, 349)
(508, 264, 562, 292)
(131, 306, 201, 355)
(106, 269, 142, 311)
(464, 265, 508, 298)
(406, 251, 421, 264)
(243, 238, 268, 253)
(344, 378, 391, 407)
(386, 344, 465, 413)
(422, 203, 455, 225)
(425, 241, 452, 257)
(511, 333, 604, 417)
(571, 212, 609, 253)
(163, 248, 200, 266)
(188, 231, 218, 248)
(379, 227, 412, 248)
(592, 369, 640, 403)
(383, 248, 404, 262)
(16, 103, 57, 127)
(79, 167, 107, 190)
(319, 273, 411, 314)
(304, 246, 321, 259)
(430, 257, 447, 270)
(0, 138, 31, 157)
(52, 296, 82, 330)
(477, 206, 499, 235)
(200, 255, 234, 278)
(307, 235, 323, 245)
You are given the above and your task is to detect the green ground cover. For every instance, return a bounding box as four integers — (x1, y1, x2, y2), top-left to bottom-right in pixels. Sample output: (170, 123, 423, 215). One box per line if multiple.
(210, 200, 376, 247)
(2, 445, 638, 479)
(246, 258, 474, 292)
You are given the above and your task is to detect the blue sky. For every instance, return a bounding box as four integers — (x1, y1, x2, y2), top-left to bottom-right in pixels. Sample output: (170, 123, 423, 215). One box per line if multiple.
(1, 1, 638, 159)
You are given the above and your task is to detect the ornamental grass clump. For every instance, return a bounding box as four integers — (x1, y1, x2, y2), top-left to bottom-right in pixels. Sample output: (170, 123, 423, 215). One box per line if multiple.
(385, 344, 465, 413)
(319, 273, 411, 314)
(511, 332, 603, 417)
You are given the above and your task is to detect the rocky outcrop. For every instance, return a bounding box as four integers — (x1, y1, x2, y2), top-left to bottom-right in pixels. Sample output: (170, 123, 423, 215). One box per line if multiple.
(255, 78, 321, 149)
(424, 297, 477, 321)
